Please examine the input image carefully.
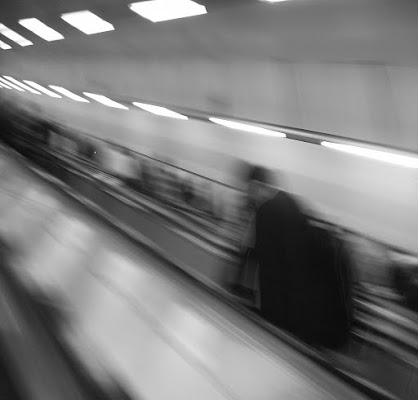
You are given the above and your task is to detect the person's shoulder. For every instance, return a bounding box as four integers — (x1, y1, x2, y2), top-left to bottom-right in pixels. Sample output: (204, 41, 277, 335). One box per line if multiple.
(257, 193, 282, 217)
(276, 190, 305, 209)
(265, 191, 308, 219)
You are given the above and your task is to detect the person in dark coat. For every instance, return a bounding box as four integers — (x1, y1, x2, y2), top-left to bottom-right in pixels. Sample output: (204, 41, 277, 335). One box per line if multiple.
(249, 165, 351, 349)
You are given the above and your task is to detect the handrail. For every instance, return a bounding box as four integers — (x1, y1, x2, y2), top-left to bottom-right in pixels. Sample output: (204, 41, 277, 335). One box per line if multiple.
(8, 122, 418, 259)
(46, 125, 418, 259)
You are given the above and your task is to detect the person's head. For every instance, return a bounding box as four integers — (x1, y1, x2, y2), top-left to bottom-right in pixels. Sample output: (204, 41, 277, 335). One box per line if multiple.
(246, 165, 277, 208)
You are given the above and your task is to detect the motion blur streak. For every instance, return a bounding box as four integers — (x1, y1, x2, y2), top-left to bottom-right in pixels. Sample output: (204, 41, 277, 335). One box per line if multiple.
(49, 86, 89, 102)
(133, 102, 188, 119)
(0, 82, 12, 89)
(209, 117, 286, 138)
(23, 81, 62, 98)
(83, 93, 129, 109)
(4, 76, 42, 94)
(0, 77, 24, 91)
(321, 141, 418, 169)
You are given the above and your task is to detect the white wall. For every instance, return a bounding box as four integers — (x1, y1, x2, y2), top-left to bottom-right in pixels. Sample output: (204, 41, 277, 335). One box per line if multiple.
(2, 54, 417, 152)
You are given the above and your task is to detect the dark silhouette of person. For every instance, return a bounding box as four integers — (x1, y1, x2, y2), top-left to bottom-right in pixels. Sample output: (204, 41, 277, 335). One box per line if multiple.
(248, 165, 352, 349)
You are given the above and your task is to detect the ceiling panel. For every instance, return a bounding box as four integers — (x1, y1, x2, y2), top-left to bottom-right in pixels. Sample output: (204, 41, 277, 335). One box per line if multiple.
(1, 1, 418, 66)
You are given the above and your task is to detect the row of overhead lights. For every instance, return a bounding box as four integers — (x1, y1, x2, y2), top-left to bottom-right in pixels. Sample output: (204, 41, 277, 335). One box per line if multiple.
(1, 75, 417, 169)
(0, 0, 288, 50)
(0, 74, 285, 135)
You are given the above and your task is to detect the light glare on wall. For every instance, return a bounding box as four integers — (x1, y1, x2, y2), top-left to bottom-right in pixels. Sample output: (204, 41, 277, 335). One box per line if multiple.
(23, 81, 62, 97)
(209, 117, 286, 138)
(321, 141, 418, 169)
(49, 86, 89, 102)
(83, 93, 128, 110)
(0, 77, 24, 91)
(3, 76, 41, 94)
(133, 102, 188, 119)
(0, 82, 12, 89)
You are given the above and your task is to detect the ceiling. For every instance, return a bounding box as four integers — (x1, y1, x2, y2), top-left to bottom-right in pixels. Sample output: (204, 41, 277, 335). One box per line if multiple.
(0, 0, 417, 66)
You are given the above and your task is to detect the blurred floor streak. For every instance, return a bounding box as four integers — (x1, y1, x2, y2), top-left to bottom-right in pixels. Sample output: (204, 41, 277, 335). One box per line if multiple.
(0, 145, 369, 400)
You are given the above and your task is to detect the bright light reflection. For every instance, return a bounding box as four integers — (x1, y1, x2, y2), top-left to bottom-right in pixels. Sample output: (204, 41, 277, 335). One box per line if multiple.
(4, 76, 42, 94)
(83, 93, 128, 110)
(129, 0, 207, 23)
(61, 11, 114, 35)
(19, 18, 64, 42)
(23, 81, 62, 97)
(0, 82, 12, 89)
(0, 77, 24, 91)
(321, 141, 418, 169)
(209, 117, 286, 138)
(0, 40, 11, 50)
(49, 85, 89, 102)
(133, 102, 188, 119)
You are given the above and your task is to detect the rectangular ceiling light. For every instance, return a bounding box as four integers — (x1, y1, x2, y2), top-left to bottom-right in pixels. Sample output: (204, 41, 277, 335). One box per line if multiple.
(209, 117, 286, 138)
(23, 80, 62, 97)
(0, 77, 24, 91)
(3, 76, 41, 94)
(49, 85, 89, 102)
(0, 40, 11, 50)
(133, 102, 188, 119)
(61, 11, 114, 35)
(83, 93, 128, 110)
(19, 18, 64, 42)
(129, 0, 207, 23)
(0, 24, 33, 46)
(321, 141, 418, 169)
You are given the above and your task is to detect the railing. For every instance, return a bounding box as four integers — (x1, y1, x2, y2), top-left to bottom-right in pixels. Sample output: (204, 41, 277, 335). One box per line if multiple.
(49, 120, 418, 259)
(8, 118, 418, 273)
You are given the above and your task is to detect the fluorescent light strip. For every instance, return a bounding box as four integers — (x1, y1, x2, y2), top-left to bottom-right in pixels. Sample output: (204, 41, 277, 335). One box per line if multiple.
(0, 77, 24, 91)
(61, 11, 114, 35)
(0, 24, 33, 47)
(209, 117, 286, 138)
(129, 0, 207, 23)
(19, 18, 64, 42)
(0, 40, 11, 50)
(321, 141, 418, 169)
(3, 76, 42, 94)
(0, 80, 12, 89)
(83, 93, 128, 110)
(133, 102, 188, 119)
(22, 81, 62, 97)
(49, 85, 89, 102)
